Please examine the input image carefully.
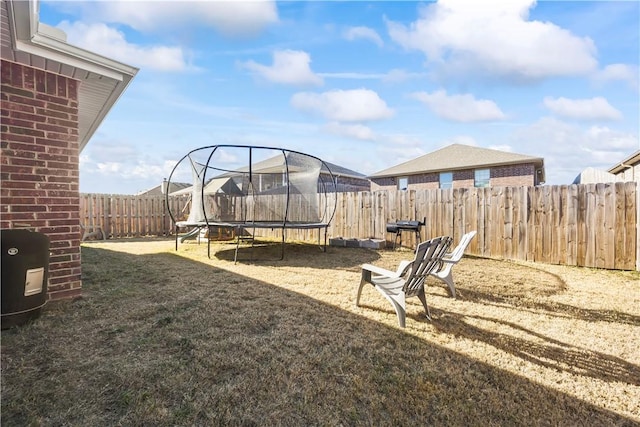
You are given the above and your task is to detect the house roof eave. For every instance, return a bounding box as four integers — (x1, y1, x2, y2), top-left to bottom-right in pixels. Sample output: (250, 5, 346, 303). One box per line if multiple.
(7, 0, 138, 152)
(368, 144, 545, 179)
(369, 158, 545, 179)
(608, 150, 640, 174)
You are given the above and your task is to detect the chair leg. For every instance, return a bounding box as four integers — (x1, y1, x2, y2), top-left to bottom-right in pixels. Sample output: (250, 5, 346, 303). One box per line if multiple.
(416, 287, 432, 321)
(375, 290, 406, 328)
(394, 303, 406, 328)
(442, 272, 456, 299)
(355, 270, 372, 306)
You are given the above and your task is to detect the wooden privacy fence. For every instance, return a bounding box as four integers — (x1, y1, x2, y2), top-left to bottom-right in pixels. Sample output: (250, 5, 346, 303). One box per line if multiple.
(80, 194, 188, 239)
(81, 182, 638, 270)
(325, 183, 637, 271)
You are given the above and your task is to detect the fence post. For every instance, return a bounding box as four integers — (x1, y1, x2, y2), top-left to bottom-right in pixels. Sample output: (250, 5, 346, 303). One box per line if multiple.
(79, 184, 637, 269)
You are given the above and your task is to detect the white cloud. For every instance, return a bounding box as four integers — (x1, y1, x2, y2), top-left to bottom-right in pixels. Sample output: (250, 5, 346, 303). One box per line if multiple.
(241, 50, 323, 86)
(291, 89, 394, 122)
(343, 26, 384, 47)
(585, 126, 639, 150)
(386, 0, 597, 81)
(81, 139, 175, 179)
(130, 161, 175, 179)
(58, 21, 192, 71)
(410, 90, 506, 122)
(511, 117, 638, 184)
(592, 64, 639, 90)
(79, 1, 278, 37)
(324, 122, 376, 141)
(543, 96, 623, 121)
(318, 69, 426, 83)
(319, 72, 386, 80)
(381, 69, 426, 83)
(89, 158, 170, 180)
(373, 134, 427, 171)
(96, 162, 122, 174)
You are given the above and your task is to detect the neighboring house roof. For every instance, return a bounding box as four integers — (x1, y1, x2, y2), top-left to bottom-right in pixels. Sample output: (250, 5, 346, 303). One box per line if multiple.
(325, 161, 368, 180)
(217, 152, 368, 181)
(608, 150, 640, 174)
(1, 0, 138, 151)
(168, 177, 242, 197)
(369, 144, 545, 178)
(138, 181, 191, 196)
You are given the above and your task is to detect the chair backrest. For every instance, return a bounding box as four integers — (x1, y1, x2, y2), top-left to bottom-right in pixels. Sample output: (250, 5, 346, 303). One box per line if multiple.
(403, 236, 453, 296)
(449, 230, 477, 262)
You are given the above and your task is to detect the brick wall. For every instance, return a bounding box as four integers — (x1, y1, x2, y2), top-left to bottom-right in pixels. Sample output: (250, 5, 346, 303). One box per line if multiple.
(371, 163, 539, 191)
(408, 173, 439, 190)
(491, 164, 536, 187)
(334, 175, 371, 192)
(371, 176, 395, 191)
(453, 170, 474, 188)
(1, 59, 82, 300)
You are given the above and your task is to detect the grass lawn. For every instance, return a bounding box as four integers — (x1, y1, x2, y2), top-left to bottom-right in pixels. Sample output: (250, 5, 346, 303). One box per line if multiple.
(2, 237, 639, 426)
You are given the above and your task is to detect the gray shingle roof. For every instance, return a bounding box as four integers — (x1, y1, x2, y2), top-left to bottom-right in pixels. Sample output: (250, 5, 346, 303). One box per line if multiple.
(217, 153, 367, 180)
(369, 144, 544, 178)
(322, 161, 367, 179)
(137, 182, 190, 196)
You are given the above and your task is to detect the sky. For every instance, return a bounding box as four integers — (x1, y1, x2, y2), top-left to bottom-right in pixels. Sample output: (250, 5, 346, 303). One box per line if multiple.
(39, 0, 640, 194)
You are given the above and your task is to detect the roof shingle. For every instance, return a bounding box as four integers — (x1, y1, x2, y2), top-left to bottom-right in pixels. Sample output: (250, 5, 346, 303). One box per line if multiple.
(369, 144, 544, 178)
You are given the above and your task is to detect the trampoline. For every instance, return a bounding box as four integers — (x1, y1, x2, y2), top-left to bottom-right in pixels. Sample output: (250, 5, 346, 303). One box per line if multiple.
(165, 145, 338, 261)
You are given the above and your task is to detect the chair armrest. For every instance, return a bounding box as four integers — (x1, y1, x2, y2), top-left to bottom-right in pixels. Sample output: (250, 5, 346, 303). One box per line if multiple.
(362, 263, 400, 278)
(395, 260, 413, 276)
(441, 257, 457, 264)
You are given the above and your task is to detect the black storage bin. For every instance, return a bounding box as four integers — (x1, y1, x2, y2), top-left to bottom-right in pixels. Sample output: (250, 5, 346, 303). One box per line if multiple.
(1, 229, 49, 329)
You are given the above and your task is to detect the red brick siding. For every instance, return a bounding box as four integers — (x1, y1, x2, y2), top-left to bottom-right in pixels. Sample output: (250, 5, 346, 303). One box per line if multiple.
(491, 164, 536, 187)
(408, 173, 439, 190)
(370, 163, 539, 191)
(370, 177, 395, 191)
(453, 170, 475, 188)
(1, 59, 81, 300)
(333, 175, 371, 192)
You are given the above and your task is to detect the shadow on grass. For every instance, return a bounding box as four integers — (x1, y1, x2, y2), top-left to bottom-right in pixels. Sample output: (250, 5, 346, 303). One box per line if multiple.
(459, 287, 640, 326)
(430, 309, 640, 386)
(447, 256, 640, 326)
(1, 246, 637, 426)
(211, 240, 382, 269)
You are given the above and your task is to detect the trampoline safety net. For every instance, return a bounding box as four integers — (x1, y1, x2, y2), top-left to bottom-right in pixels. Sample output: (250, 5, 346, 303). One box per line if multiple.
(166, 145, 338, 228)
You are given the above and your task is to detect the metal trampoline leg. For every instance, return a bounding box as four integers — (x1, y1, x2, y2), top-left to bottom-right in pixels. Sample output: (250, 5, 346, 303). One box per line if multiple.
(322, 228, 327, 252)
(280, 228, 285, 260)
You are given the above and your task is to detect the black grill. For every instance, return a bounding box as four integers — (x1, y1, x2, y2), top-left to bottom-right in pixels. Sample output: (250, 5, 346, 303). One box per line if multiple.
(386, 218, 425, 249)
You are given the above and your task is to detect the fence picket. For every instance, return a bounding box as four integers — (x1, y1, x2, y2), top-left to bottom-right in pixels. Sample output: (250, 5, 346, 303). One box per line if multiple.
(80, 182, 637, 270)
(624, 182, 638, 270)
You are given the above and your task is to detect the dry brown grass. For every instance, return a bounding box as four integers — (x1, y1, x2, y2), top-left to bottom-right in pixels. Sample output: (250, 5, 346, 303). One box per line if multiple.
(2, 237, 639, 426)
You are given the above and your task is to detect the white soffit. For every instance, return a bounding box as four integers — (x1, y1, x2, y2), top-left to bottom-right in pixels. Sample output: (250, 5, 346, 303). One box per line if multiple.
(4, 0, 138, 151)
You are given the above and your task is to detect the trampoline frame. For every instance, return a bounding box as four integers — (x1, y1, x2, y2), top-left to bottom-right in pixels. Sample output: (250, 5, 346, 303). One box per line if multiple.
(165, 145, 338, 261)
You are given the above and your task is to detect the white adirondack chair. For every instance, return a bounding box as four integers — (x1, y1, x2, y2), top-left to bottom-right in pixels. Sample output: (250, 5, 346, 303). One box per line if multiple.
(431, 230, 476, 298)
(355, 236, 453, 328)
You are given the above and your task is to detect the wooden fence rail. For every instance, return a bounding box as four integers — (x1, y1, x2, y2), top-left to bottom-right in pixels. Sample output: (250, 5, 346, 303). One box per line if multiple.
(80, 182, 638, 270)
(324, 183, 637, 270)
(80, 193, 189, 239)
